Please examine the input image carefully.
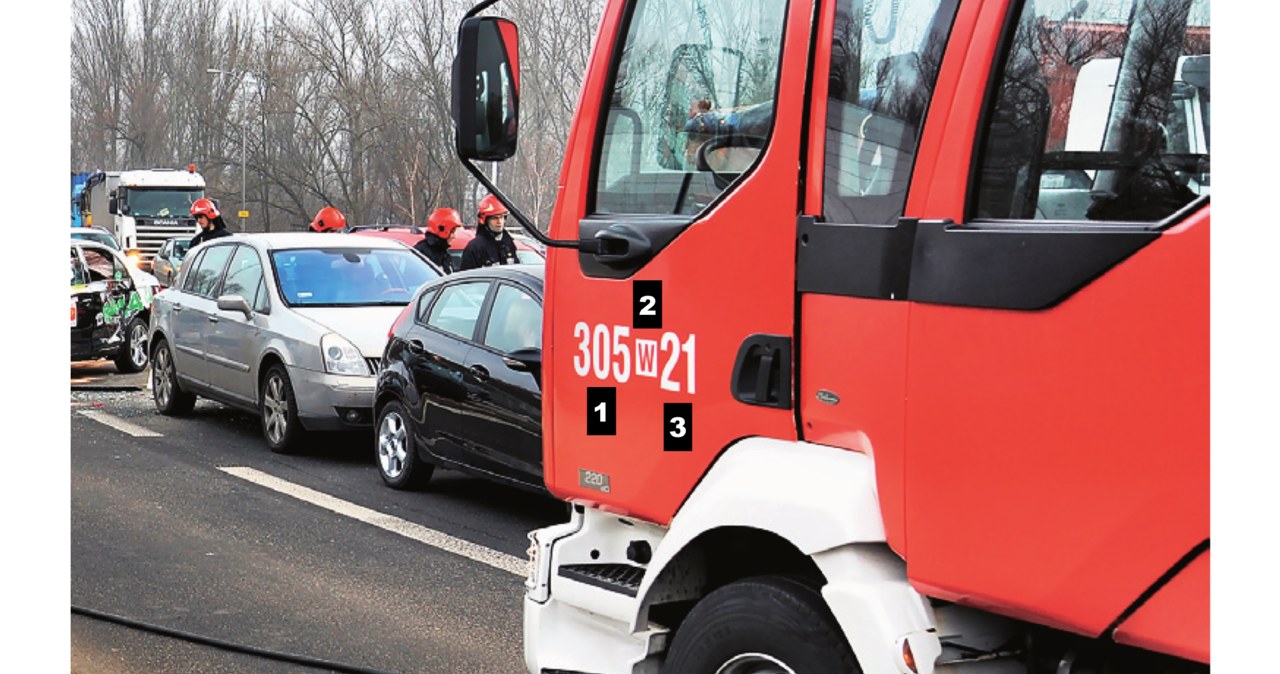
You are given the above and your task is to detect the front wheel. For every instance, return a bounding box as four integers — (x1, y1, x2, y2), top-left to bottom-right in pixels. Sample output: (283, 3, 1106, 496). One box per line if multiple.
(261, 364, 306, 453)
(375, 400, 434, 489)
(661, 576, 860, 674)
(114, 317, 150, 373)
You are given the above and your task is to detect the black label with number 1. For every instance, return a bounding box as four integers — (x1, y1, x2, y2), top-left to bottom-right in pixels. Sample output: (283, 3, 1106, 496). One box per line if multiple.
(587, 387, 617, 435)
(664, 402, 692, 451)
(634, 280, 662, 329)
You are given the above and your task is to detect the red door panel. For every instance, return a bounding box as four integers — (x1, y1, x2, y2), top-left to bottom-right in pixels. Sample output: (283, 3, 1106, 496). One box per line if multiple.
(542, 0, 814, 524)
(902, 211, 1209, 635)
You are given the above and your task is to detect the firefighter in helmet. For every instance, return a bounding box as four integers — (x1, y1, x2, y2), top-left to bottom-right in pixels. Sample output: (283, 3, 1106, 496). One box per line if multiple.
(189, 198, 232, 249)
(414, 207, 463, 274)
(460, 195, 518, 271)
(310, 205, 347, 233)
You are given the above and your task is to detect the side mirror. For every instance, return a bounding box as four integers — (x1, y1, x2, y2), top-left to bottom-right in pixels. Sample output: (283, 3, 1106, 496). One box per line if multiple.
(216, 294, 253, 320)
(108, 197, 118, 215)
(453, 16, 520, 161)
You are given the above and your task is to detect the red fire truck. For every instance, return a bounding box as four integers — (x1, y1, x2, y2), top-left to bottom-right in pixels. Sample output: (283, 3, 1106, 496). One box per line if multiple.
(451, 0, 1209, 672)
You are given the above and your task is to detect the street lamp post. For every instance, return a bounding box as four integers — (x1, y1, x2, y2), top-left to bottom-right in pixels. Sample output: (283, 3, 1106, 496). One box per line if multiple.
(207, 68, 247, 232)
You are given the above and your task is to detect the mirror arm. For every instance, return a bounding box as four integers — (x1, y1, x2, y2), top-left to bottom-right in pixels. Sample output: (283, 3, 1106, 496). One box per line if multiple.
(462, 0, 502, 20)
(459, 156, 581, 250)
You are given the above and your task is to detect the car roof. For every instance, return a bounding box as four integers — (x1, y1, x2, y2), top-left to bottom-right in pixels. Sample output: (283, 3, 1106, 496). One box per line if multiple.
(218, 232, 413, 251)
(442, 263, 545, 292)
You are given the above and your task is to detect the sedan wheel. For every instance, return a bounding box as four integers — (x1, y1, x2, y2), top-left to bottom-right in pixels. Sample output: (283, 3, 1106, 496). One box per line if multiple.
(261, 364, 305, 453)
(375, 401, 434, 489)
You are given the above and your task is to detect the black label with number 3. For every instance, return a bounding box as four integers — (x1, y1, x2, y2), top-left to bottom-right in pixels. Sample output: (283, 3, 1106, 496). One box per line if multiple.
(634, 280, 662, 329)
(664, 402, 692, 451)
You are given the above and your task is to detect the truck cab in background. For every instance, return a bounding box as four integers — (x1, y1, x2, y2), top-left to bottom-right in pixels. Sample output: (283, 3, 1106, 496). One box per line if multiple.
(77, 166, 206, 270)
(452, 0, 1210, 672)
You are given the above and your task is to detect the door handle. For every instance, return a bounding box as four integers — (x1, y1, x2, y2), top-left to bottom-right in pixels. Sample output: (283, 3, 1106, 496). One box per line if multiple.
(172, 305, 184, 312)
(469, 364, 490, 383)
(591, 223, 653, 267)
(407, 339, 426, 355)
(207, 315, 219, 323)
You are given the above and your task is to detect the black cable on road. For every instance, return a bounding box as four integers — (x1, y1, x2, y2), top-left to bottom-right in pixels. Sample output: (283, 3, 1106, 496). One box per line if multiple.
(72, 604, 398, 674)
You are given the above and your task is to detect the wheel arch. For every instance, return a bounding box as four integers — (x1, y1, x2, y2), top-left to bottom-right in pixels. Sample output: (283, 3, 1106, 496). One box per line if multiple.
(256, 350, 289, 403)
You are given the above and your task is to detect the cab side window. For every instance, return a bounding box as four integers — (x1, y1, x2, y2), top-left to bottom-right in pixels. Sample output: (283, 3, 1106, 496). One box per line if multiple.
(972, 0, 1210, 223)
(593, 0, 787, 215)
(823, 0, 958, 225)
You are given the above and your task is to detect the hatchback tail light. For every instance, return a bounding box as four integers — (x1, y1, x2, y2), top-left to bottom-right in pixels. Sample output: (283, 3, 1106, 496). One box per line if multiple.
(388, 303, 414, 338)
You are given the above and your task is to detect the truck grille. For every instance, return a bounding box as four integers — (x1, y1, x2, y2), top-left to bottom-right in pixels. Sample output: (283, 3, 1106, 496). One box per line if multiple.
(365, 357, 382, 374)
(135, 222, 198, 259)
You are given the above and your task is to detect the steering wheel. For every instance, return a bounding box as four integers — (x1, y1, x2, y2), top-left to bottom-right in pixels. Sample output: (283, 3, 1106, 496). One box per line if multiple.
(695, 133, 767, 189)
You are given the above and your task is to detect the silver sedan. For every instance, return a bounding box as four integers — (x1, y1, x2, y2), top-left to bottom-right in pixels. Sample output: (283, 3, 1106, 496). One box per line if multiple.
(148, 232, 442, 452)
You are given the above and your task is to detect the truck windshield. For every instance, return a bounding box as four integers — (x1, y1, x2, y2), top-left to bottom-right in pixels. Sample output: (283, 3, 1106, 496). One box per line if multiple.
(272, 248, 441, 307)
(127, 188, 204, 218)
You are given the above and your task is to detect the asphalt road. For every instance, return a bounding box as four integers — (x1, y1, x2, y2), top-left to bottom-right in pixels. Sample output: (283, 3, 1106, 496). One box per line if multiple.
(71, 360, 569, 674)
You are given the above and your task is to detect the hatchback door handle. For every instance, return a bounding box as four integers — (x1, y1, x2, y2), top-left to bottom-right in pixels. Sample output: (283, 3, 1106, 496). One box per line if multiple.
(173, 305, 184, 312)
(407, 339, 426, 355)
(207, 315, 219, 323)
(469, 364, 489, 383)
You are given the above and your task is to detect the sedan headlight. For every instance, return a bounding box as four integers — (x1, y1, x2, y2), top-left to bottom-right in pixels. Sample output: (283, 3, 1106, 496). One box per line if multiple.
(321, 333, 370, 376)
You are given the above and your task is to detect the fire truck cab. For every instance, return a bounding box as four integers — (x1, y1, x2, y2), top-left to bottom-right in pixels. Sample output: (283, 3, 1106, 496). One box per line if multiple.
(451, 0, 1209, 672)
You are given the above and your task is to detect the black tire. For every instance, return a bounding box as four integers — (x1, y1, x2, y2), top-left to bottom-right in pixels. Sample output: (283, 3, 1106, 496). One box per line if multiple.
(260, 364, 306, 453)
(661, 576, 860, 674)
(151, 338, 196, 415)
(114, 317, 150, 373)
(375, 400, 435, 489)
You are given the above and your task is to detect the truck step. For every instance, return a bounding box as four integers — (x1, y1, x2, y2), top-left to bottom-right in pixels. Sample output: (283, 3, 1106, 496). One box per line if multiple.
(558, 563, 646, 597)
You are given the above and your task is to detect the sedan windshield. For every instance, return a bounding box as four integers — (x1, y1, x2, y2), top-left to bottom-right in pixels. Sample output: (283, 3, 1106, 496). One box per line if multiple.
(272, 247, 440, 306)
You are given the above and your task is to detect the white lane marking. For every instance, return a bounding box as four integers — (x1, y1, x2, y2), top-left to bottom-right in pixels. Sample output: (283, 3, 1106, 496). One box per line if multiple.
(78, 410, 163, 438)
(219, 467, 525, 577)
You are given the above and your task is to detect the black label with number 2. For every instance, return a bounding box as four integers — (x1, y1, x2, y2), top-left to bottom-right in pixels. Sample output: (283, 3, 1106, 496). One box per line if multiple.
(664, 402, 692, 451)
(587, 387, 617, 435)
(634, 280, 662, 329)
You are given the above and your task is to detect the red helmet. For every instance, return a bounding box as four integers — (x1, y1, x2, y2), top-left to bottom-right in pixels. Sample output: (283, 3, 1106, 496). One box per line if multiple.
(427, 208, 463, 237)
(310, 206, 347, 232)
(477, 195, 509, 224)
(190, 197, 220, 220)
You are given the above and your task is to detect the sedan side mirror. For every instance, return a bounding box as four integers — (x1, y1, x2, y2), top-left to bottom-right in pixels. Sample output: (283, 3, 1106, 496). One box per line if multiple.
(216, 294, 253, 320)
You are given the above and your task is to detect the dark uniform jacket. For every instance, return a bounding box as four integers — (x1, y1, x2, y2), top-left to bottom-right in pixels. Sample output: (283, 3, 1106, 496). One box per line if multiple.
(190, 223, 232, 249)
(459, 225, 518, 271)
(414, 233, 455, 274)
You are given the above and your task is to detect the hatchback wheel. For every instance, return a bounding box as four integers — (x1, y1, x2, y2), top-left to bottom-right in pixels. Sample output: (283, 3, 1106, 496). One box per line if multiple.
(114, 317, 150, 373)
(151, 339, 196, 415)
(376, 400, 434, 489)
(261, 364, 306, 453)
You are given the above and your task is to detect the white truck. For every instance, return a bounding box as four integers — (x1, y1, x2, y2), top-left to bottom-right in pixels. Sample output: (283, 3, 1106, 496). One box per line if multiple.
(78, 166, 206, 270)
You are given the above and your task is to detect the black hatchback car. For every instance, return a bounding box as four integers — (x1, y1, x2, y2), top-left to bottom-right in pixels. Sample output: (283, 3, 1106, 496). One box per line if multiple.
(374, 265, 544, 492)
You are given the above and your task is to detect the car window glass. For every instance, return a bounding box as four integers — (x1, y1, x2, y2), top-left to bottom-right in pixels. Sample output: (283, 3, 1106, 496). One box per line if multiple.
(180, 249, 207, 292)
(221, 245, 265, 300)
(271, 248, 440, 306)
(482, 284, 542, 353)
(71, 249, 88, 286)
(251, 276, 270, 313)
(188, 245, 235, 298)
(82, 249, 115, 283)
(426, 282, 490, 340)
(593, 0, 787, 215)
(822, 0, 957, 225)
(415, 289, 439, 322)
(972, 0, 1209, 222)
